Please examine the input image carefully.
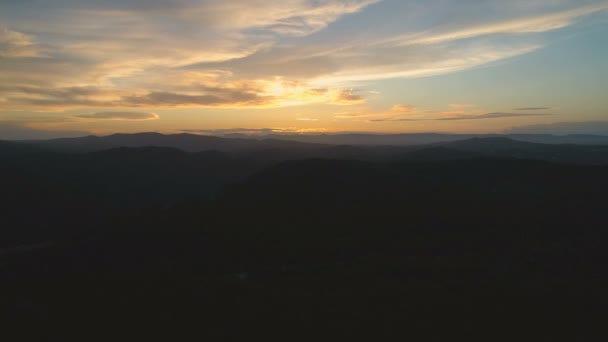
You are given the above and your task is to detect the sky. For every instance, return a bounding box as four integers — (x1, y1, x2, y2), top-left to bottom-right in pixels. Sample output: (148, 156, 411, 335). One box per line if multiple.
(1, 0, 607, 139)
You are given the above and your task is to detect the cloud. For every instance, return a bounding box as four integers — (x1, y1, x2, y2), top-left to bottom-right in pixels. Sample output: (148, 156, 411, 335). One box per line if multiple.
(0, 0, 606, 113)
(369, 117, 426, 122)
(193, 0, 382, 36)
(368, 109, 554, 122)
(514, 107, 551, 111)
(507, 121, 608, 135)
(182, 128, 282, 135)
(194, 33, 542, 85)
(391, 104, 416, 113)
(0, 85, 126, 110)
(0, 80, 367, 109)
(394, 3, 608, 46)
(331, 89, 366, 105)
(0, 82, 274, 109)
(0, 26, 42, 58)
(76, 112, 159, 120)
(0, 121, 88, 140)
(306, 44, 543, 84)
(360, 104, 418, 121)
(121, 91, 273, 108)
(437, 112, 554, 121)
(333, 111, 377, 119)
(180, 127, 328, 136)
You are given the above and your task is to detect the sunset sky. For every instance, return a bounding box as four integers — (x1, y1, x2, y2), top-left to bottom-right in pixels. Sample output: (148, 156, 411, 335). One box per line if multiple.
(1, 0, 607, 139)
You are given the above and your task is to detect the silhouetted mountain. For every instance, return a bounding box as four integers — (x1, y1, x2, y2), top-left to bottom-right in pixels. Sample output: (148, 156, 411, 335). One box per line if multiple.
(25, 132, 325, 153)
(211, 157, 607, 287)
(509, 134, 608, 145)
(16, 133, 608, 165)
(2, 134, 608, 337)
(400, 146, 483, 161)
(0, 139, 49, 157)
(435, 137, 608, 164)
(257, 132, 484, 146)
(225, 132, 608, 146)
(0, 144, 267, 246)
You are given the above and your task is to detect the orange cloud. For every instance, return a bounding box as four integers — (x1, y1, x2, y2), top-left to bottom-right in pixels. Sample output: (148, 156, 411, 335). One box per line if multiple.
(0, 26, 43, 58)
(391, 104, 417, 113)
(0, 78, 367, 110)
(76, 112, 160, 121)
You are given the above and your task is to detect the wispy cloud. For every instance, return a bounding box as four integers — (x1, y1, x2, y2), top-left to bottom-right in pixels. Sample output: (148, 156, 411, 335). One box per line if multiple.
(0, 26, 43, 58)
(391, 104, 417, 113)
(122, 91, 272, 108)
(182, 128, 283, 135)
(514, 107, 551, 111)
(178, 0, 381, 36)
(181, 127, 329, 136)
(365, 106, 554, 122)
(369, 118, 425, 122)
(0, 81, 367, 110)
(437, 112, 554, 121)
(76, 112, 159, 120)
(331, 88, 366, 105)
(395, 3, 608, 46)
(0, 0, 606, 113)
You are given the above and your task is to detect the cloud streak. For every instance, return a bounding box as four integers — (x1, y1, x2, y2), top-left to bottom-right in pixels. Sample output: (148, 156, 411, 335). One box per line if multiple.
(181, 127, 328, 135)
(369, 111, 554, 122)
(76, 112, 159, 120)
(122, 91, 273, 108)
(396, 3, 608, 46)
(437, 112, 554, 121)
(195, 0, 382, 36)
(514, 107, 551, 111)
(0, 26, 42, 58)
(391, 104, 417, 113)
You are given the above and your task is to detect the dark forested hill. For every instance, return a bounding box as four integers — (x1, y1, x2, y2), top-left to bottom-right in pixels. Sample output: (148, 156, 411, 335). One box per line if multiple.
(2, 135, 608, 338)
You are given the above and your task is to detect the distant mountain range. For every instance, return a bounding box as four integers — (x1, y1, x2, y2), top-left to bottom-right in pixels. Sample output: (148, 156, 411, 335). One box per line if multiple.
(15, 132, 608, 153)
(225, 132, 608, 146)
(10, 132, 608, 165)
(21, 132, 312, 153)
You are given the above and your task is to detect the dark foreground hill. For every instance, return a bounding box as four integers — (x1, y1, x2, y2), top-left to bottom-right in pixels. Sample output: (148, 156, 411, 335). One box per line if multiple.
(1, 138, 608, 338)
